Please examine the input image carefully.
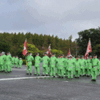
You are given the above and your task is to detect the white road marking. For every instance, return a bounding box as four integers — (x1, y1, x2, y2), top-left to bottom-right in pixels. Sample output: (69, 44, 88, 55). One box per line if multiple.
(63, 81, 68, 82)
(0, 76, 50, 81)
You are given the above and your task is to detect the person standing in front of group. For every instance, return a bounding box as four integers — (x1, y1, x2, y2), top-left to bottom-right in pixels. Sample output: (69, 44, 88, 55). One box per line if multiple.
(42, 52, 50, 76)
(34, 53, 42, 76)
(25, 52, 34, 75)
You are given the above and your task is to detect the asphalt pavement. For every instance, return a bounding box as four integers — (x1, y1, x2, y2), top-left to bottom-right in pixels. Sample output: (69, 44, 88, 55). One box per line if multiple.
(0, 64, 100, 100)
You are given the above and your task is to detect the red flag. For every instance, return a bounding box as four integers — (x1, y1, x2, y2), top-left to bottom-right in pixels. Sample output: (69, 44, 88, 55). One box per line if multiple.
(68, 48, 71, 56)
(46, 44, 51, 56)
(85, 39, 92, 59)
(23, 39, 27, 56)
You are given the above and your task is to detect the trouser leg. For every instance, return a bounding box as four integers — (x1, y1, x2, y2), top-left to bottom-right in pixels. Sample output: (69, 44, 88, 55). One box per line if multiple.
(46, 67, 48, 75)
(68, 71, 70, 78)
(94, 71, 97, 80)
(35, 67, 37, 74)
(71, 70, 73, 78)
(27, 66, 29, 73)
(43, 67, 45, 75)
(78, 70, 80, 77)
(80, 68, 82, 75)
(50, 67, 52, 76)
(53, 67, 55, 76)
(65, 69, 68, 77)
(75, 71, 77, 77)
(30, 65, 32, 74)
(19, 64, 21, 68)
(8, 64, 10, 72)
(37, 67, 40, 75)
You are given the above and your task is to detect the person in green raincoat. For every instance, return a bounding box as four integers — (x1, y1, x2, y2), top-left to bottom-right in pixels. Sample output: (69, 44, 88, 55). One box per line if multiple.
(85, 57, 88, 76)
(25, 53, 34, 75)
(91, 55, 99, 81)
(67, 56, 75, 79)
(64, 55, 69, 78)
(75, 56, 81, 78)
(49, 53, 57, 77)
(0, 53, 3, 72)
(42, 52, 50, 76)
(95, 55, 100, 75)
(72, 55, 76, 76)
(5, 52, 12, 73)
(87, 56, 92, 77)
(80, 56, 86, 76)
(15, 56, 19, 68)
(1, 52, 6, 71)
(34, 53, 41, 76)
(12, 56, 15, 68)
(98, 60, 100, 75)
(19, 58, 23, 68)
(58, 54, 65, 78)
(56, 55, 60, 76)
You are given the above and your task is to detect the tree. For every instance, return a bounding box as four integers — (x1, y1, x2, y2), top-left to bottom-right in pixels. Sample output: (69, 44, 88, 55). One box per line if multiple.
(51, 49, 63, 57)
(77, 28, 100, 56)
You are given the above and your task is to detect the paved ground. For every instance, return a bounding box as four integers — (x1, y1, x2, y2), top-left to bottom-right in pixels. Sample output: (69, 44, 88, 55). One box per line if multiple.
(0, 64, 100, 100)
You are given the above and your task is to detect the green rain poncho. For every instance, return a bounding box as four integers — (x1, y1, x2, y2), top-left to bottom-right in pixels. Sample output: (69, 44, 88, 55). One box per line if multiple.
(42, 55, 50, 75)
(26, 55, 34, 74)
(49, 56, 57, 76)
(91, 58, 99, 80)
(15, 57, 19, 68)
(19, 59, 23, 68)
(5, 54, 12, 72)
(75, 59, 81, 77)
(34, 56, 41, 75)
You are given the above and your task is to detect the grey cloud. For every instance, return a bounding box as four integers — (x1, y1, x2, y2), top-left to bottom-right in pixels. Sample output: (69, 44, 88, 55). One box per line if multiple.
(0, 0, 100, 40)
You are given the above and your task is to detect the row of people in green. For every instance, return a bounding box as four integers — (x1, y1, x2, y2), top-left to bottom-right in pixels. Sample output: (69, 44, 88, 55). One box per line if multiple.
(0, 52, 23, 72)
(25, 52, 100, 81)
(12, 56, 23, 68)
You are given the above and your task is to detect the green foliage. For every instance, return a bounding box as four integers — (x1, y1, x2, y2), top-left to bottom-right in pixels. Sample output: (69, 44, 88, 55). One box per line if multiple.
(0, 32, 76, 56)
(51, 49, 63, 57)
(18, 43, 40, 59)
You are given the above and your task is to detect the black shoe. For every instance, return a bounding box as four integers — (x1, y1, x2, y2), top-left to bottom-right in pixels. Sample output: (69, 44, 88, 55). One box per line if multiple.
(91, 79, 94, 81)
(34, 74, 37, 76)
(91, 79, 96, 81)
(53, 76, 55, 78)
(58, 76, 60, 78)
(42, 74, 44, 76)
(30, 73, 32, 75)
(38, 74, 40, 76)
(26, 73, 29, 75)
(87, 75, 89, 77)
(46, 74, 48, 76)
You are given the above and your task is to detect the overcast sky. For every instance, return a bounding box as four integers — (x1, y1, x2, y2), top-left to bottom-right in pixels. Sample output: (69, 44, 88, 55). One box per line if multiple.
(0, 0, 100, 40)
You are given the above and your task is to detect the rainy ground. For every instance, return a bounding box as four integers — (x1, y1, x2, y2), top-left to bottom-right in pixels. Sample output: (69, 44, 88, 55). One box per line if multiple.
(0, 64, 100, 100)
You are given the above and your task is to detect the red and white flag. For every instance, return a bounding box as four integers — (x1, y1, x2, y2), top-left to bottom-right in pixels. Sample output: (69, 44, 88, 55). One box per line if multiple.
(68, 48, 71, 56)
(23, 39, 27, 56)
(85, 39, 92, 59)
(46, 44, 51, 56)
